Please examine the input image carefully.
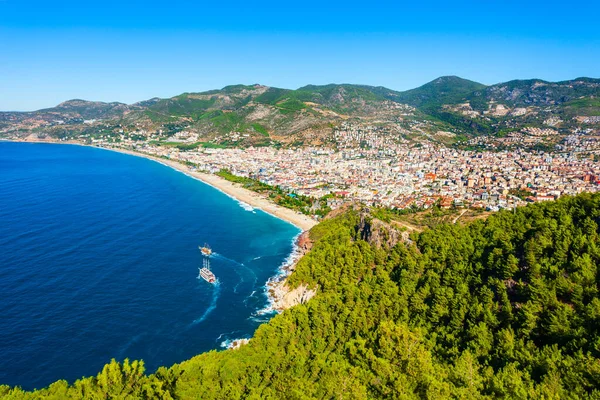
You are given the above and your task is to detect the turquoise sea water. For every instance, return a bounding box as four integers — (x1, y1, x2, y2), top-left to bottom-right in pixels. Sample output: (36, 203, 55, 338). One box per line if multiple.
(0, 142, 300, 390)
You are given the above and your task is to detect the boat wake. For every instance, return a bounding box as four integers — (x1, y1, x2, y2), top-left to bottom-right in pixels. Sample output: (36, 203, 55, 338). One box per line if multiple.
(191, 282, 221, 326)
(215, 253, 258, 280)
(233, 280, 243, 293)
(212, 252, 244, 267)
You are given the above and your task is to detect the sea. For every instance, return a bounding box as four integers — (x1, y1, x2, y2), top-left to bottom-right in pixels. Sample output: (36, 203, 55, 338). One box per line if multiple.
(0, 142, 300, 390)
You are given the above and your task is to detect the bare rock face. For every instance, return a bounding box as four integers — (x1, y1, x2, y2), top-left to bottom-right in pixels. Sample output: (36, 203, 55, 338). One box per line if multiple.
(265, 231, 316, 312)
(297, 231, 312, 253)
(273, 284, 317, 310)
(227, 339, 250, 350)
(245, 104, 274, 121)
(356, 212, 403, 249)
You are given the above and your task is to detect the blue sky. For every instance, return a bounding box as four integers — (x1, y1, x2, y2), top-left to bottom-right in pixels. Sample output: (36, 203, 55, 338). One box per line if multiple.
(1, 0, 599, 110)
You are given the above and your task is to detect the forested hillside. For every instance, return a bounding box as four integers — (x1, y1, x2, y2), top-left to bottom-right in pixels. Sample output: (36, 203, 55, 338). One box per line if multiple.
(2, 77, 598, 147)
(3, 194, 600, 399)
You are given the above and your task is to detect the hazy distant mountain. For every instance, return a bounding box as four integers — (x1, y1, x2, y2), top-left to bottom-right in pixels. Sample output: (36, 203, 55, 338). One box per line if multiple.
(37, 99, 133, 120)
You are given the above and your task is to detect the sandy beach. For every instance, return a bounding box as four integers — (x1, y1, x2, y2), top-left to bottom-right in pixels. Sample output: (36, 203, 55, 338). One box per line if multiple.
(7, 139, 318, 231)
(111, 147, 318, 231)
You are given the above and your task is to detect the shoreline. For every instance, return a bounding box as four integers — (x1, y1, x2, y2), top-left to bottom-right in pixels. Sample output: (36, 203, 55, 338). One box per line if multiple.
(4, 137, 317, 316)
(3, 139, 318, 232)
(255, 230, 316, 313)
(102, 147, 318, 231)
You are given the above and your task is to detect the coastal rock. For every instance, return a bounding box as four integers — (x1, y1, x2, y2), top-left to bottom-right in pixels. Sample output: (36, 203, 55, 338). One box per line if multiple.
(265, 231, 317, 312)
(270, 283, 316, 311)
(227, 339, 250, 350)
(296, 231, 312, 253)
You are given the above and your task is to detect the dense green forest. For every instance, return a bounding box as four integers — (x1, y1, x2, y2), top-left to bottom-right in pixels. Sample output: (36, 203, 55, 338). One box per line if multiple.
(4, 194, 600, 399)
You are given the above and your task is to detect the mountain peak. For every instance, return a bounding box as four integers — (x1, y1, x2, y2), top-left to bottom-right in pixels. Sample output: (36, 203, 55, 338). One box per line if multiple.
(425, 75, 485, 87)
(393, 76, 487, 108)
(56, 99, 100, 107)
(431, 75, 467, 83)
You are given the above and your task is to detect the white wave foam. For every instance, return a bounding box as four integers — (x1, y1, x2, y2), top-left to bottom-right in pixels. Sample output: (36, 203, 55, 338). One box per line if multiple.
(253, 232, 303, 316)
(216, 330, 238, 342)
(253, 305, 276, 316)
(220, 337, 250, 349)
(249, 316, 270, 323)
(237, 200, 255, 212)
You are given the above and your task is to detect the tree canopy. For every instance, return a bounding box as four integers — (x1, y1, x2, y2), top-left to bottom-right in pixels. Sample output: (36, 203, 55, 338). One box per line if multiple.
(4, 194, 600, 399)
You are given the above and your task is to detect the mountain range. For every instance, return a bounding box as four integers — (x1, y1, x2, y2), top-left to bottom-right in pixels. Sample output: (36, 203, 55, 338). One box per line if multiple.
(1, 76, 599, 147)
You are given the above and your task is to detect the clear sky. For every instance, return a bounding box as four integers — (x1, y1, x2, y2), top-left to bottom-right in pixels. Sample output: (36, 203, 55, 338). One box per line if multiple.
(1, 0, 599, 111)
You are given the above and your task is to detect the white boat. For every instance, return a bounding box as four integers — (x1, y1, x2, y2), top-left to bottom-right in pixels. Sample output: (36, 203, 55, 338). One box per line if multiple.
(198, 266, 216, 284)
(198, 245, 216, 283)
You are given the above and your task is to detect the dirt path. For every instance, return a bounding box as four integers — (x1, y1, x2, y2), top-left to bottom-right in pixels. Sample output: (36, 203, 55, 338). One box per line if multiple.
(452, 209, 468, 224)
(391, 220, 423, 233)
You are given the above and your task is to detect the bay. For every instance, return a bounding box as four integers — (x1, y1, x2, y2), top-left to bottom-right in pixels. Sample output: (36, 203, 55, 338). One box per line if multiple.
(0, 142, 299, 390)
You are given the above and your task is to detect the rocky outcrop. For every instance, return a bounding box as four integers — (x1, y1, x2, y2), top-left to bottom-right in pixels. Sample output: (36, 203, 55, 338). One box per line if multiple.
(356, 212, 404, 249)
(266, 209, 410, 312)
(269, 283, 316, 311)
(296, 231, 312, 253)
(264, 231, 317, 312)
(227, 338, 250, 350)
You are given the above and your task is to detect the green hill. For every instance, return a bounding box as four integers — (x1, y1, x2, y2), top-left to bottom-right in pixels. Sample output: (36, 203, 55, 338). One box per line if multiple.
(126, 83, 412, 145)
(469, 77, 600, 111)
(5, 193, 600, 398)
(253, 84, 397, 115)
(38, 99, 133, 120)
(392, 76, 487, 109)
(380, 76, 491, 135)
(1, 77, 598, 145)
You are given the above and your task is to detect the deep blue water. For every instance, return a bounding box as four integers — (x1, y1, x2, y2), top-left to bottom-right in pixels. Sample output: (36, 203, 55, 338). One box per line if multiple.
(0, 142, 300, 390)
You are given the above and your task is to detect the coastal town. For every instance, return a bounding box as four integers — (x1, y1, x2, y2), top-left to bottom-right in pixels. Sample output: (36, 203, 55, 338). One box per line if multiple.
(64, 122, 600, 220)
(2, 76, 599, 223)
(2, 75, 599, 226)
